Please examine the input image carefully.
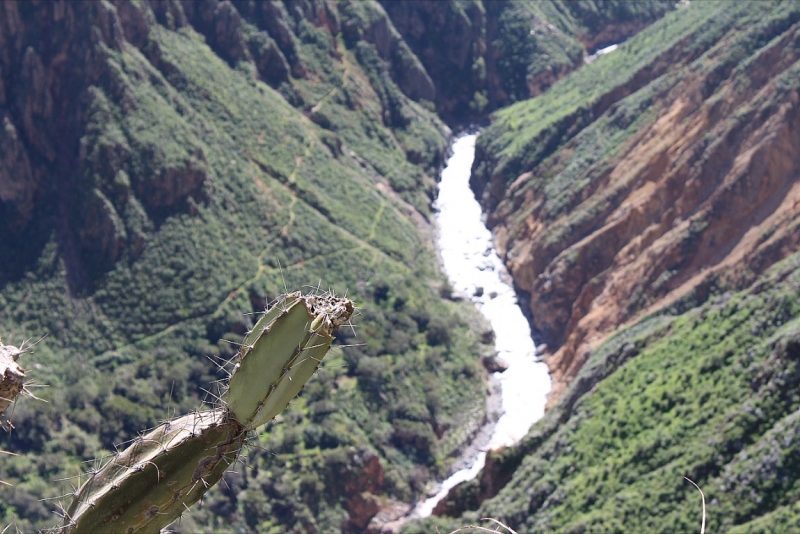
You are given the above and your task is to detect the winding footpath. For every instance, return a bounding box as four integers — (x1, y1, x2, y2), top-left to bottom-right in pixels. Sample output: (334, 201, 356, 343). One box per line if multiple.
(414, 133, 552, 517)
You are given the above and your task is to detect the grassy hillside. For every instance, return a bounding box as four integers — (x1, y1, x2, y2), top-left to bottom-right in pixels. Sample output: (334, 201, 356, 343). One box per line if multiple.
(0, 2, 487, 532)
(412, 252, 800, 533)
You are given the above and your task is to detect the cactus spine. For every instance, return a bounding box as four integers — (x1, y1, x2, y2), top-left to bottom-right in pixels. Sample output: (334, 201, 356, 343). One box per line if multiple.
(60, 291, 354, 534)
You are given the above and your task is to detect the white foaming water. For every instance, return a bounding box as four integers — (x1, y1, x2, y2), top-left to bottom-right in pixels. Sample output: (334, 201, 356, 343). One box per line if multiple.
(413, 134, 551, 518)
(584, 42, 619, 64)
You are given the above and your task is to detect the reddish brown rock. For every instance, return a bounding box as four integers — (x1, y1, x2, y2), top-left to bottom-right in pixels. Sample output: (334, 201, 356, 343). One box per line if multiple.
(339, 449, 387, 533)
(476, 14, 800, 406)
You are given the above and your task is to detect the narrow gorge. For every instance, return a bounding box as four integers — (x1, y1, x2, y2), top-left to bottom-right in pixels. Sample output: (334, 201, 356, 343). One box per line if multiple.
(415, 2, 800, 532)
(415, 134, 551, 519)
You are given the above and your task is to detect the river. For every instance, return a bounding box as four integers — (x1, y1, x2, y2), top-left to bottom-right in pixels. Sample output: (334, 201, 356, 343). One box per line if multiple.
(411, 133, 552, 518)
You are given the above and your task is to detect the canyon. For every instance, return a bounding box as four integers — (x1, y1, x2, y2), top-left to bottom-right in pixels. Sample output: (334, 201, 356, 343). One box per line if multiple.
(471, 0, 800, 407)
(2, 1, 799, 533)
(416, 2, 800, 532)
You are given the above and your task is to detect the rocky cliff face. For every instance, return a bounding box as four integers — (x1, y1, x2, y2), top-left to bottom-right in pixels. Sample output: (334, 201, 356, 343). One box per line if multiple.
(0, 1, 218, 289)
(379, 0, 670, 122)
(473, 0, 800, 405)
(413, 4, 800, 530)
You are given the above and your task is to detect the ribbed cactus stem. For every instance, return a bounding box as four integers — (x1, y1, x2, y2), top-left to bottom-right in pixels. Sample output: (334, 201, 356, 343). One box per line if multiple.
(60, 291, 353, 534)
(226, 292, 354, 428)
(61, 409, 245, 534)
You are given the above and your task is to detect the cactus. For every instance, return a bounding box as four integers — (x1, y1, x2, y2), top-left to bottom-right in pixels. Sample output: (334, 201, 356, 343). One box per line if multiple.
(0, 339, 26, 421)
(59, 291, 354, 534)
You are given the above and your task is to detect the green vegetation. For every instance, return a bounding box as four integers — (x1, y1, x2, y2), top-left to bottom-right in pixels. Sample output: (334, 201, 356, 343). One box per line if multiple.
(490, 2, 583, 104)
(490, 0, 669, 104)
(492, 254, 800, 533)
(407, 1, 800, 532)
(411, 253, 800, 533)
(3, 1, 796, 532)
(474, 0, 800, 188)
(0, 3, 488, 532)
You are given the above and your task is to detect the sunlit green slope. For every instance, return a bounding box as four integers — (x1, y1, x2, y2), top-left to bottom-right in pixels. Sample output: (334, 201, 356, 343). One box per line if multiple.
(0, 3, 481, 532)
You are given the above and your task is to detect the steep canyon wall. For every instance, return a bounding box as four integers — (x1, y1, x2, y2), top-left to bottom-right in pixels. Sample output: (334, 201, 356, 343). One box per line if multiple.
(414, 2, 800, 532)
(0, 1, 670, 533)
(472, 0, 800, 405)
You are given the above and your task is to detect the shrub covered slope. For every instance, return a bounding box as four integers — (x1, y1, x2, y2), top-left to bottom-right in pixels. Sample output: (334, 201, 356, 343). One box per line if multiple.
(0, 2, 478, 532)
(416, 253, 800, 533)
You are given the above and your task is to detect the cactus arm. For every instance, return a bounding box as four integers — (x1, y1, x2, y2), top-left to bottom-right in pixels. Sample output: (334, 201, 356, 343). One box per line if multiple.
(60, 291, 354, 534)
(63, 409, 245, 534)
(249, 325, 333, 428)
(225, 293, 314, 427)
(239, 292, 303, 348)
(226, 292, 353, 429)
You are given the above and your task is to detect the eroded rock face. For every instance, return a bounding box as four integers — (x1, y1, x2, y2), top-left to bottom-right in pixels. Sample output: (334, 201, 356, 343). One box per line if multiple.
(0, 112, 36, 228)
(380, 0, 670, 122)
(1, 1, 120, 286)
(0, 1, 215, 285)
(345, 3, 435, 103)
(190, 0, 251, 65)
(336, 449, 386, 532)
(379, 0, 485, 118)
(473, 4, 800, 405)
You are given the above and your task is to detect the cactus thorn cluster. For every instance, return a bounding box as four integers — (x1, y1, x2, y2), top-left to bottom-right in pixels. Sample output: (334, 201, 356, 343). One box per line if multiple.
(0, 339, 29, 423)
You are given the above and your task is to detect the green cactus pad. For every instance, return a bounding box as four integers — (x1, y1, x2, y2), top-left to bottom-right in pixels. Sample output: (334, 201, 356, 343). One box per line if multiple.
(226, 292, 354, 429)
(61, 409, 246, 534)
